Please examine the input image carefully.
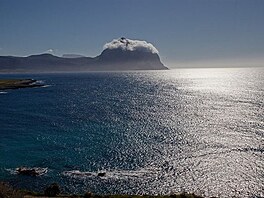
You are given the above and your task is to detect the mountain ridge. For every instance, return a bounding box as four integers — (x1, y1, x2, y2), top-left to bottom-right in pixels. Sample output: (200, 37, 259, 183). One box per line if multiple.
(0, 48, 168, 73)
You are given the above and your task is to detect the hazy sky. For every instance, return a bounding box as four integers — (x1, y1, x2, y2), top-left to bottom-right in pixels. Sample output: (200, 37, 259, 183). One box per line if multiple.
(0, 0, 264, 68)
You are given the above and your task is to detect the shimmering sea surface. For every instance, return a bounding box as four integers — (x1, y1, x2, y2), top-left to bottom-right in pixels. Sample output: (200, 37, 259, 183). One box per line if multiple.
(0, 68, 263, 197)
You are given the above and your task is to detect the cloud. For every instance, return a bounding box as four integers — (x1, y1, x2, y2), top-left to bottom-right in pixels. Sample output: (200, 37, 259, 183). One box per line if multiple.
(103, 37, 159, 54)
(44, 49, 54, 54)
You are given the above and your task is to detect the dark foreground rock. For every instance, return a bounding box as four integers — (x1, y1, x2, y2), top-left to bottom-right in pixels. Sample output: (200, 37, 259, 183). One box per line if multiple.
(44, 183, 61, 197)
(0, 182, 206, 198)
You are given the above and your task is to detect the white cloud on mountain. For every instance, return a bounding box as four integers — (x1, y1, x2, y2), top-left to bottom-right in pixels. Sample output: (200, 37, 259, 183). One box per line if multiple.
(103, 37, 159, 54)
(44, 49, 54, 54)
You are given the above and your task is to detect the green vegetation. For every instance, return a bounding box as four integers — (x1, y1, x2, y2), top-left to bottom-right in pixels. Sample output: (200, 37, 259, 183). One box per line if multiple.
(0, 182, 206, 198)
(0, 79, 42, 90)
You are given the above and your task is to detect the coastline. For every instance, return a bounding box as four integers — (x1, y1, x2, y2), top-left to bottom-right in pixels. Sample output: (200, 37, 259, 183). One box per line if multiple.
(0, 79, 42, 90)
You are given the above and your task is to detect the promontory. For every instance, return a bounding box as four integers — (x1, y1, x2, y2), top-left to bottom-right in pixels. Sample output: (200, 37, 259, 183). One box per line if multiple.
(0, 79, 42, 90)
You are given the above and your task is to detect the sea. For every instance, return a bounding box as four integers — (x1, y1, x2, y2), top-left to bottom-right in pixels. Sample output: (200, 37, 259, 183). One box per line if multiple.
(0, 68, 263, 198)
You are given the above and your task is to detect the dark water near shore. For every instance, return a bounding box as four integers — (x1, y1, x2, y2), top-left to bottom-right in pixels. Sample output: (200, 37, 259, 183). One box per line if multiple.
(0, 68, 263, 197)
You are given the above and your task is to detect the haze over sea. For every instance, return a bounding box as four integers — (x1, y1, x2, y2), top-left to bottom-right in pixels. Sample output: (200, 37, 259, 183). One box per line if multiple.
(0, 67, 263, 198)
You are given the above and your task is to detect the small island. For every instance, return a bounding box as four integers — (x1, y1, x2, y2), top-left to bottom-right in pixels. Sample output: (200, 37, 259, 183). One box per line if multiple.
(0, 79, 42, 90)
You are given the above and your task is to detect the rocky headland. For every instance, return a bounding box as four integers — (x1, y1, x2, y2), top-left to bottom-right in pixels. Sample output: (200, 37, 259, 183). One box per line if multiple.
(0, 79, 43, 90)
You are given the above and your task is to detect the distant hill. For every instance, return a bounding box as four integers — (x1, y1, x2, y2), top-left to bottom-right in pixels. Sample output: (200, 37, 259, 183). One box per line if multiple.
(0, 38, 168, 73)
(62, 54, 86, 58)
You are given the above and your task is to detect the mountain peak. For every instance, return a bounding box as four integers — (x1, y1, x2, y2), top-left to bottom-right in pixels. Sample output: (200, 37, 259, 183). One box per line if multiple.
(103, 38, 159, 54)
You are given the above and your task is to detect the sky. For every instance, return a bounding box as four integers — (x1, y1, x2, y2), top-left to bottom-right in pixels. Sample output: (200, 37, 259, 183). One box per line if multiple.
(0, 0, 264, 68)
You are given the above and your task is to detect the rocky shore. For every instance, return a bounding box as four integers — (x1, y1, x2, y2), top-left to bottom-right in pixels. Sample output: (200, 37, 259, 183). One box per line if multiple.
(0, 182, 205, 198)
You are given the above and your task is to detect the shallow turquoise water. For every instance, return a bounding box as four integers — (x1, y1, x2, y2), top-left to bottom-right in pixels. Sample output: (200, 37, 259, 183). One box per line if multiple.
(0, 68, 263, 197)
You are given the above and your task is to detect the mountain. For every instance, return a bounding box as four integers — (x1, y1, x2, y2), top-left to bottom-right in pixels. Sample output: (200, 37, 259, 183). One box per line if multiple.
(62, 54, 86, 58)
(97, 48, 165, 70)
(0, 38, 168, 73)
(0, 54, 95, 73)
